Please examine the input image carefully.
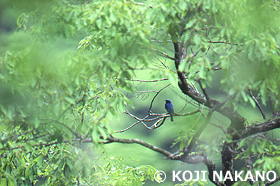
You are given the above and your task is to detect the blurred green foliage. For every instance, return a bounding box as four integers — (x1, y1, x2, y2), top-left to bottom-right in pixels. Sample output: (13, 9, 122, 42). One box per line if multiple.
(0, 0, 280, 185)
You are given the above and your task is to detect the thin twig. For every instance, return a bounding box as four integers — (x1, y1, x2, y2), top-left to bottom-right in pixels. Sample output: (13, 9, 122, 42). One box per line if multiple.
(152, 49, 175, 60)
(137, 90, 159, 93)
(148, 84, 171, 113)
(198, 79, 210, 101)
(125, 78, 168, 82)
(208, 41, 242, 46)
(180, 110, 214, 159)
(114, 121, 142, 133)
(248, 89, 266, 119)
(133, 2, 153, 8)
(150, 40, 173, 43)
(41, 119, 82, 138)
(209, 122, 226, 134)
(104, 136, 172, 156)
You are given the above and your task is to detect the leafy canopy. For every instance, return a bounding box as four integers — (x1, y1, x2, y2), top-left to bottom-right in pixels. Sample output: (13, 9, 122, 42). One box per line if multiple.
(1, 0, 280, 185)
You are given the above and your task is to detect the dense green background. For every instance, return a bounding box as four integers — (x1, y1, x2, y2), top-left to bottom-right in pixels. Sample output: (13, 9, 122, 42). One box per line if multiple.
(1, 0, 280, 185)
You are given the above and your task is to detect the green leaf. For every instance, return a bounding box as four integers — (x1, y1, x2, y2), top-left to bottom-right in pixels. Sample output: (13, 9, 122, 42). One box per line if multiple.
(65, 97, 75, 105)
(193, 34, 201, 45)
(178, 60, 187, 72)
(185, 19, 197, 29)
(96, 19, 102, 29)
(92, 125, 100, 144)
(34, 155, 44, 167)
(260, 82, 267, 104)
(168, 72, 177, 87)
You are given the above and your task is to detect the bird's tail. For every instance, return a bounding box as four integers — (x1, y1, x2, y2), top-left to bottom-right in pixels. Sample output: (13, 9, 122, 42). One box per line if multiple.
(170, 113, 173, 122)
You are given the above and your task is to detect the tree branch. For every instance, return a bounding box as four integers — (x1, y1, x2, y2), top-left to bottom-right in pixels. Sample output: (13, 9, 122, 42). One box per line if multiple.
(171, 33, 247, 186)
(125, 78, 168, 82)
(148, 84, 171, 113)
(198, 79, 210, 102)
(172, 37, 246, 129)
(116, 109, 200, 133)
(104, 136, 172, 156)
(269, 95, 280, 118)
(179, 110, 213, 160)
(249, 89, 266, 119)
(265, 177, 280, 186)
(152, 49, 175, 60)
(41, 119, 82, 138)
(240, 118, 280, 140)
(203, 155, 226, 186)
(104, 135, 223, 185)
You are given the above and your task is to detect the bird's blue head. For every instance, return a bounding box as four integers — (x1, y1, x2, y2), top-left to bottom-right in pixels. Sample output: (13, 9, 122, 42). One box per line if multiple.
(165, 99, 172, 103)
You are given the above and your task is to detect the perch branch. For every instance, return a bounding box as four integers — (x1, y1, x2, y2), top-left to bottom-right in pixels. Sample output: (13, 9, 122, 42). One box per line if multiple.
(104, 136, 172, 156)
(148, 84, 171, 113)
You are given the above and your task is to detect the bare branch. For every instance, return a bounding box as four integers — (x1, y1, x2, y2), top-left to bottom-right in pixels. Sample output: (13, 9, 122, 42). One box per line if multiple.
(171, 36, 246, 129)
(114, 120, 143, 133)
(148, 84, 171, 113)
(208, 41, 242, 46)
(240, 118, 280, 140)
(204, 46, 211, 56)
(10, 130, 32, 140)
(137, 90, 159, 93)
(104, 136, 221, 175)
(104, 136, 172, 156)
(269, 95, 280, 118)
(180, 110, 213, 159)
(116, 108, 200, 133)
(150, 39, 173, 43)
(152, 49, 175, 60)
(203, 155, 226, 186)
(41, 119, 82, 138)
(198, 79, 210, 101)
(133, 2, 153, 8)
(209, 122, 226, 134)
(249, 89, 266, 119)
(125, 78, 168, 82)
(265, 177, 280, 186)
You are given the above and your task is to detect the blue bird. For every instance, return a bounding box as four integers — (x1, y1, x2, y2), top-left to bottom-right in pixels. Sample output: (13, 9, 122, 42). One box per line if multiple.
(165, 99, 174, 121)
